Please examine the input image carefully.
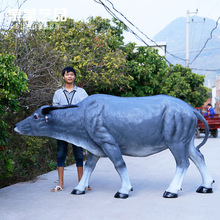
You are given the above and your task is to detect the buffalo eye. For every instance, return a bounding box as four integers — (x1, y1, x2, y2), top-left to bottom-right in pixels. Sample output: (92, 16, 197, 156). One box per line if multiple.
(34, 114, 39, 119)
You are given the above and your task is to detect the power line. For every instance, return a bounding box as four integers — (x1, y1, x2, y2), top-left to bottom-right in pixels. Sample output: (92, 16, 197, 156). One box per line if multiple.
(191, 68, 220, 72)
(93, 0, 151, 47)
(189, 17, 220, 65)
(94, 0, 187, 64)
(170, 47, 220, 55)
(94, 0, 220, 71)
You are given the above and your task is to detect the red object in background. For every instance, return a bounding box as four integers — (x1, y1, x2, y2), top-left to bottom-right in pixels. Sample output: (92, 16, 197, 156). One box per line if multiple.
(195, 107, 220, 138)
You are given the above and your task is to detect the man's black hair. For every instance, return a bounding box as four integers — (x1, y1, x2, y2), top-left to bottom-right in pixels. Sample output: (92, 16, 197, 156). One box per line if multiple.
(62, 66, 76, 76)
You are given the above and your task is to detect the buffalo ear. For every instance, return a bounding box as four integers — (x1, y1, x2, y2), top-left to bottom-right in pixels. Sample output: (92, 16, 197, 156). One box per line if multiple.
(42, 105, 78, 115)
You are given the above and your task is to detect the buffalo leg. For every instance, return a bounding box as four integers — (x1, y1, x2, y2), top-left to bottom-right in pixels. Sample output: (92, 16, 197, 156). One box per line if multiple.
(72, 153, 99, 195)
(101, 143, 133, 199)
(188, 139, 214, 193)
(164, 143, 190, 198)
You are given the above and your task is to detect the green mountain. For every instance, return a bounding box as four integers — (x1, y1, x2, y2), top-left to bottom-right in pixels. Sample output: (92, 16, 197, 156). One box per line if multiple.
(154, 16, 220, 87)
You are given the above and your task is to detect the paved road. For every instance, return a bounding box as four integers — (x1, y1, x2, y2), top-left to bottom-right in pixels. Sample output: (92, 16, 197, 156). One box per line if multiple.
(1, 134, 220, 220)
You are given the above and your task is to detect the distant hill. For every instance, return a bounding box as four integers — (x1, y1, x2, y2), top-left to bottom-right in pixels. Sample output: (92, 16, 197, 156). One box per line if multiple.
(154, 16, 220, 87)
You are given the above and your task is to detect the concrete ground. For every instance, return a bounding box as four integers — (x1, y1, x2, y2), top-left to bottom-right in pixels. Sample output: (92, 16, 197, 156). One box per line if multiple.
(1, 135, 220, 220)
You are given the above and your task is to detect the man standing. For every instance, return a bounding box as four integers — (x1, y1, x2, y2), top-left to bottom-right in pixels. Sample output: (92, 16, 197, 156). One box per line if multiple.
(51, 66, 89, 192)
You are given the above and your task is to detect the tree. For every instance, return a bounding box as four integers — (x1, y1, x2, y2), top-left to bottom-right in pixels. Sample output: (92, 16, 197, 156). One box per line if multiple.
(121, 44, 209, 106)
(122, 44, 169, 96)
(162, 64, 209, 106)
(0, 20, 64, 110)
(0, 17, 132, 105)
(45, 17, 132, 94)
(0, 53, 28, 178)
(0, 53, 28, 144)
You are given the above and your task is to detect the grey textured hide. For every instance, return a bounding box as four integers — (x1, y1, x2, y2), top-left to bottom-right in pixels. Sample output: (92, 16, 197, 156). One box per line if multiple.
(14, 94, 214, 198)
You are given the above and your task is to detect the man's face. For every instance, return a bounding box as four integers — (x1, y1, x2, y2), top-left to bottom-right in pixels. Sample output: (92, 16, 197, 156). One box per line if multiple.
(63, 71, 75, 84)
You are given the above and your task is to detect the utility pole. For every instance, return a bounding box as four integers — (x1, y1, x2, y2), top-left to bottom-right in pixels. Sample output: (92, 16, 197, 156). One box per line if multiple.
(186, 9, 198, 67)
(186, 10, 190, 67)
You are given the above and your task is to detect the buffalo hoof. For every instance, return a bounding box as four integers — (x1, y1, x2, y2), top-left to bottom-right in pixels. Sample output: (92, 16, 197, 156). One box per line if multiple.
(71, 189, 85, 195)
(163, 191, 178, 198)
(114, 192, 129, 199)
(196, 186, 213, 194)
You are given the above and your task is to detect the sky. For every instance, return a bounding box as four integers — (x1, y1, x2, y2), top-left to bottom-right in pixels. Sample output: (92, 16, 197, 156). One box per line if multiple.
(1, 0, 220, 45)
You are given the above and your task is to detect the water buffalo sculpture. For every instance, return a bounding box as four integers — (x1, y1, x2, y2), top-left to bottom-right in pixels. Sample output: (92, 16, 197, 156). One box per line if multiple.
(14, 94, 214, 199)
